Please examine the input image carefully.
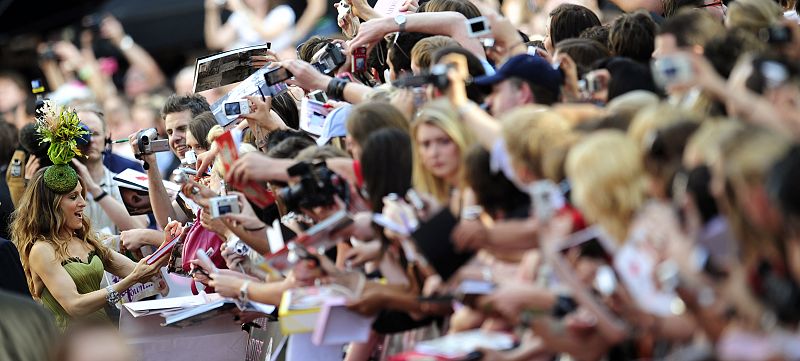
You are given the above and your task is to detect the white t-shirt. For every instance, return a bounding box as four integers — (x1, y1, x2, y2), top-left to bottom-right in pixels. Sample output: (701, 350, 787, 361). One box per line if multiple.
(228, 5, 296, 52)
(86, 167, 123, 235)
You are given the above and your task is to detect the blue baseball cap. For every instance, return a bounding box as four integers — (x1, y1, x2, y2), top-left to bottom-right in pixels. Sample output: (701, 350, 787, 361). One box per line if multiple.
(316, 104, 352, 146)
(473, 54, 563, 95)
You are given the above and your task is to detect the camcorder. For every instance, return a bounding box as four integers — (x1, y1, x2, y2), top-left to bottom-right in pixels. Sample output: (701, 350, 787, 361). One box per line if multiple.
(209, 195, 241, 218)
(393, 63, 454, 90)
(279, 161, 350, 212)
(312, 43, 347, 75)
(133, 128, 170, 157)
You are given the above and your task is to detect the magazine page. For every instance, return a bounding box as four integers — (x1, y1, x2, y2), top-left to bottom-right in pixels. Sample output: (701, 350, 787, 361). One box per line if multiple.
(192, 44, 271, 93)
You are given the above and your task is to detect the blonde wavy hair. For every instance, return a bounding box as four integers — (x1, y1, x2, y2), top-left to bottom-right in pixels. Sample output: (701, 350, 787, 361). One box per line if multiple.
(716, 125, 791, 259)
(411, 99, 475, 203)
(566, 130, 647, 243)
(726, 0, 783, 36)
(501, 106, 577, 182)
(10, 168, 110, 297)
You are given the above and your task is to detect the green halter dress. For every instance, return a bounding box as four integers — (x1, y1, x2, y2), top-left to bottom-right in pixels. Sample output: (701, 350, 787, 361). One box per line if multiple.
(39, 250, 110, 329)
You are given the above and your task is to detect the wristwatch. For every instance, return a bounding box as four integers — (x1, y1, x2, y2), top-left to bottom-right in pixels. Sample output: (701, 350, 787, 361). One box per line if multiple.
(394, 14, 407, 33)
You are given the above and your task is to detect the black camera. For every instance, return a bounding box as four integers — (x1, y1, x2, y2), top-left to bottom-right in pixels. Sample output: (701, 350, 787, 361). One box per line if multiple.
(133, 128, 171, 157)
(312, 43, 347, 75)
(393, 63, 453, 90)
(278, 161, 350, 212)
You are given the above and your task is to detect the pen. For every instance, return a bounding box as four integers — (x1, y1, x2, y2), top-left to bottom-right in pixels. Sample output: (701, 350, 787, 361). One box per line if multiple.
(112, 139, 130, 144)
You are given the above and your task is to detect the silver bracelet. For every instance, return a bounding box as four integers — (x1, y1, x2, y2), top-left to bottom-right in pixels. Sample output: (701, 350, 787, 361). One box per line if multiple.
(105, 285, 122, 305)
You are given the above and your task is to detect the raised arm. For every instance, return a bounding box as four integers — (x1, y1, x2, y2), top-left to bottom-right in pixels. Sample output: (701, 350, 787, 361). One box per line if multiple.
(204, 0, 238, 50)
(292, 0, 328, 43)
(71, 160, 148, 231)
(281, 59, 373, 104)
(349, 11, 486, 60)
(101, 16, 166, 92)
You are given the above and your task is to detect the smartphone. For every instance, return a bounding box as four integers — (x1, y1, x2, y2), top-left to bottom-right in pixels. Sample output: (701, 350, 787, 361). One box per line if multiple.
(265, 66, 293, 86)
(351, 46, 367, 73)
(465, 16, 492, 38)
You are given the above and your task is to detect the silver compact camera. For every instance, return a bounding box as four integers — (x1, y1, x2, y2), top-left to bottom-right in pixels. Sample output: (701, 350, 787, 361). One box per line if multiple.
(209, 195, 240, 218)
(227, 237, 251, 257)
(134, 128, 171, 156)
(223, 99, 250, 120)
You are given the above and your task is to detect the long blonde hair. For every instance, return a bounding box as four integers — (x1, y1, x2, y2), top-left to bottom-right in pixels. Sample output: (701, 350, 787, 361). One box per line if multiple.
(411, 100, 475, 203)
(10, 167, 110, 297)
(566, 130, 647, 243)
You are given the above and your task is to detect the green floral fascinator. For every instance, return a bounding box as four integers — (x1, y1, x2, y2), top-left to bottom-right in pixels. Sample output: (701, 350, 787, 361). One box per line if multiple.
(36, 101, 90, 194)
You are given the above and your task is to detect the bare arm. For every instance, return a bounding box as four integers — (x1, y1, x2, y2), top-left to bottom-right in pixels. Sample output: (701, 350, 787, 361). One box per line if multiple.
(349, 12, 486, 60)
(282, 59, 374, 104)
(204, 1, 238, 50)
(292, 0, 328, 43)
(141, 151, 180, 229)
(606, 0, 662, 13)
(102, 16, 166, 91)
(350, 0, 382, 21)
(71, 160, 149, 231)
(30, 243, 140, 317)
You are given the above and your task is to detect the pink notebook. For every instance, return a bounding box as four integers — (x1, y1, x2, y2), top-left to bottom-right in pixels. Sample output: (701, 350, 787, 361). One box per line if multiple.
(311, 297, 375, 346)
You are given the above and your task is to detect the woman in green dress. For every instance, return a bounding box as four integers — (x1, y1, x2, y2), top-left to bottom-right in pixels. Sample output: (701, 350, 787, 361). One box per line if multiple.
(10, 102, 170, 329)
(11, 167, 169, 329)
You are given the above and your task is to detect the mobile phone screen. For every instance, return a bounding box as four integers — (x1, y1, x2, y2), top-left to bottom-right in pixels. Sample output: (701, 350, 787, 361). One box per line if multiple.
(265, 67, 292, 86)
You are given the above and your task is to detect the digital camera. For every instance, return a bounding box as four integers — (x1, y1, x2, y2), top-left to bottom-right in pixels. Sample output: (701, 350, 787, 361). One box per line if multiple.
(313, 43, 347, 75)
(223, 100, 250, 119)
(209, 195, 240, 218)
(278, 161, 350, 212)
(227, 237, 251, 257)
(134, 128, 171, 157)
(652, 55, 693, 89)
(392, 63, 454, 90)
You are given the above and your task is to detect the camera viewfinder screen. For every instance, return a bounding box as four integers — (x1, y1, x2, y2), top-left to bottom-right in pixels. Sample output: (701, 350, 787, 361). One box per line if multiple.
(470, 20, 486, 33)
(218, 205, 232, 214)
(266, 68, 291, 85)
(224, 102, 241, 116)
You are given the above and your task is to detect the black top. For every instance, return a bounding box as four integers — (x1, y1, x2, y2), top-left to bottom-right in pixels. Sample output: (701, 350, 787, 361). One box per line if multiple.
(0, 164, 13, 240)
(0, 238, 30, 297)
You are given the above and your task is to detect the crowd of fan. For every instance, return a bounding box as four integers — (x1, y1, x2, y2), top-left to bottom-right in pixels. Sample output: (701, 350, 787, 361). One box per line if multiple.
(2, 0, 800, 360)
